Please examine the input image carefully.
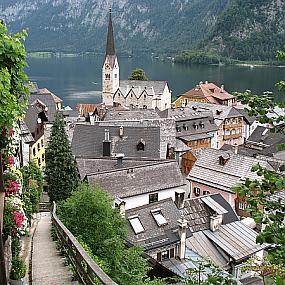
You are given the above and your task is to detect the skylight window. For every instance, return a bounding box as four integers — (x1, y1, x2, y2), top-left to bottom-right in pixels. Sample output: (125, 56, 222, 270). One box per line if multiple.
(151, 209, 168, 226)
(129, 216, 144, 234)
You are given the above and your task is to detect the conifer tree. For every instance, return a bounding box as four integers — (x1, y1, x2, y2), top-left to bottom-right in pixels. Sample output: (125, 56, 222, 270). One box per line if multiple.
(45, 111, 79, 202)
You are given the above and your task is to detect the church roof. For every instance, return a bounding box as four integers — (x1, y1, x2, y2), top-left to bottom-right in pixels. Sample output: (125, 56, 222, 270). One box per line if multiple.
(105, 9, 115, 56)
(118, 80, 168, 97)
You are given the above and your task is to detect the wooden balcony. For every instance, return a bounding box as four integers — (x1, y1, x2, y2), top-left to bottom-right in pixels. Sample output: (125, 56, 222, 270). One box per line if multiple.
(223, 133, 242, 140)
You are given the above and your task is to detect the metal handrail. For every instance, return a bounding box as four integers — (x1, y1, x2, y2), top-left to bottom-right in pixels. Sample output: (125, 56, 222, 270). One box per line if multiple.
(52, 202, 118, 285)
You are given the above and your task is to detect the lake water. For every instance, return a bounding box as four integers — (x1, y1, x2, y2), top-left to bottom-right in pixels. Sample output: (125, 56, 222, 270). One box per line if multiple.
(26, 54, 285, 108)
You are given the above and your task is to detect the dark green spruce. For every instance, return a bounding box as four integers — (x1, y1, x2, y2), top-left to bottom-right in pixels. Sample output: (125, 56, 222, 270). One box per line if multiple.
(45, 111, 79, 202)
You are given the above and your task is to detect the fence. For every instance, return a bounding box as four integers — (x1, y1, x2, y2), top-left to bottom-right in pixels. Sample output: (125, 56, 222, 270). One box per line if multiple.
(52, 202, 118, 285)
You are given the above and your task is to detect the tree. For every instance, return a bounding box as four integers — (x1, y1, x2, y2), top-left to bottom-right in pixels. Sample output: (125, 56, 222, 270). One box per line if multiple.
(232, 49, 285, 283)
(57, 183, 167, 285)
(128, 68, 148, 80)
(45, 111, 79, 202)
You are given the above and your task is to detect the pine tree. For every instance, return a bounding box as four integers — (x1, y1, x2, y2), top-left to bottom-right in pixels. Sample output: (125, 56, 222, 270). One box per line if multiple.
(45, 111, 79, 202)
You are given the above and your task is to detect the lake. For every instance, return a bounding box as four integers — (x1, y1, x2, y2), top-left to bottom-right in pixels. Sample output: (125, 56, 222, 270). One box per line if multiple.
(26, 54, 285, 108)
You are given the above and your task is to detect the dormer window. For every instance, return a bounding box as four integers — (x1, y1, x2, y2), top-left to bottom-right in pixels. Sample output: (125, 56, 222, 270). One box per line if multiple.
(183, 123, 188, 131)
(199, 121, 204, 128)
(218, 154, 230, 165)
(193, 123, 198, 130)
(176, 126, 181, 132)
(151, 209, 168, 227)
(137, 140, 145, 151)
(129, 215, 144, 234)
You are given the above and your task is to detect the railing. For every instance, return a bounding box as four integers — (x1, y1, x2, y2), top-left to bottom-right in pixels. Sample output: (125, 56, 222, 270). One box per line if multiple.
(52, 202, 118, 285)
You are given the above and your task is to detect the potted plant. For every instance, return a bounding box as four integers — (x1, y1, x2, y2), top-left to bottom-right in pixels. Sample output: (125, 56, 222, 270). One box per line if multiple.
(9, 257, 27, 285)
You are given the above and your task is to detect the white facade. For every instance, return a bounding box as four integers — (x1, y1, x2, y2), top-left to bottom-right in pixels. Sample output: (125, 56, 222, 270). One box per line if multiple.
(122, 186, 184, 210)
(102, 56, 120, 106)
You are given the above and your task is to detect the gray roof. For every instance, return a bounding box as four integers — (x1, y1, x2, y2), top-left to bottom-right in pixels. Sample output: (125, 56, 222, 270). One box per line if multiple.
(175, 139, 190, 152)
(186, 232, 229, 269)
(20, 121, 34, 144)
(24, 105, 40, 134)
(181, 194, 238, 232)
(176, 116, 218, 139)
(72, 124, 161, 158)
(187, 102, 246, 126)
(125, 198, 191, 251)
(76, 156, 165, 180)
(188, 149, 273, 192)
(267, 189, 285, 204)
(104, 109, 161, 121)
(204, 221, 269, 262)
(119, 80, 167, 97)
(159, 107, 212, 121)
(87, 160, 185, 198)
(28, 93, 57, 122)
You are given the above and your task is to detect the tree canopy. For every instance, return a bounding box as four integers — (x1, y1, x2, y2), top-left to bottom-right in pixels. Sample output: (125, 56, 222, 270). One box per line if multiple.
(45, 111, 79, 202)
(128, 68, 148, 81)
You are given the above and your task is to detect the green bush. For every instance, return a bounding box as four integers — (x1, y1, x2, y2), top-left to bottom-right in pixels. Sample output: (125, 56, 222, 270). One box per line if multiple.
(10, 258, 26, 280)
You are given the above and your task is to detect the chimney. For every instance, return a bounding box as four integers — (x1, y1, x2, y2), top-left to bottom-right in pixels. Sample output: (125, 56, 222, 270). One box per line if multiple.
(116, 153, 124, 168)
(175, 190, 186, 209)
(233, 143, 238, 155)
(221, 85, 224, 92)
(177, 216, 188, 259)
(119, 126, 124, 137)
(210, 214, 223, 232)
(114, 197, 126, 217)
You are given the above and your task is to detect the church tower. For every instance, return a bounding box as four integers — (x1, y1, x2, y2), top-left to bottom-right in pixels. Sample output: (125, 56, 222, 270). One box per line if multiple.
(102, 9, 119, 106)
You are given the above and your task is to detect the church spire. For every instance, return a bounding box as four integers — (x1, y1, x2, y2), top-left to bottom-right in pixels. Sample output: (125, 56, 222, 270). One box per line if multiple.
(105, 8, 115, 56)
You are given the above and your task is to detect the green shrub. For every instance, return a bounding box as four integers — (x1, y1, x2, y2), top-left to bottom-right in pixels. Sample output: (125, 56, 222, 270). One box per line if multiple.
(10, 258, 26, 280)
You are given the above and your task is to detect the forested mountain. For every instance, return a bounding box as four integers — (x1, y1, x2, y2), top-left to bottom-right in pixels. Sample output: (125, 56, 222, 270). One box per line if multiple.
(204, 0, 285, 61)
(1, 0, 285, 60)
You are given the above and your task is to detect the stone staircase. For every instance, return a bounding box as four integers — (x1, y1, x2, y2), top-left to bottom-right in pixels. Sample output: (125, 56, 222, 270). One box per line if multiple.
(39, 192, 50, 212)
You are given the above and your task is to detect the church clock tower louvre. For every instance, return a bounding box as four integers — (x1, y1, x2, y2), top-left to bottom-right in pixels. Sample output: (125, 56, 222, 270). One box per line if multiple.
(102, 8, 120, 106)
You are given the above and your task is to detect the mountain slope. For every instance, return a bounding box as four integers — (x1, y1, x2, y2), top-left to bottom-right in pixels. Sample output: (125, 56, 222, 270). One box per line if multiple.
(0, 0, 229, 54)
(204, 0, 285, 60)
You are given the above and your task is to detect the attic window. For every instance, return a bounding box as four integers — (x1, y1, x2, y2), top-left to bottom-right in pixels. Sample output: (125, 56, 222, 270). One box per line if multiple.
(137, 140, 145, 151)
(151, 209, 168, 227)
(183, 124, 188, 131)
(129, 216, 144, 234)
(176, 126, 181, 132)
(218, 154, 230, 165)
(199, 121, 204, 128)
(193, 123, 198, 130)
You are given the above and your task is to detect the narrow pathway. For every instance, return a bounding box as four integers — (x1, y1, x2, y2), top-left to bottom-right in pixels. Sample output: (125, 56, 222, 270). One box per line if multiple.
(32, 212, 76, 285)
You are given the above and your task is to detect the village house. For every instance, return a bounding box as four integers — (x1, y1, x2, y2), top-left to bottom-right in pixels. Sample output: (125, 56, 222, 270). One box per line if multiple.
(23, 102, 48, 168)
(102, 10, 171, 110)
(124, 192, 268, 281)
(72, 121, 175, 160)
(182, 194, 269, 280)
(186, 148, 273, 216)
(174, 81, 237, 107)
(186, 102, 253, 148)
(85, 159, 186, 210)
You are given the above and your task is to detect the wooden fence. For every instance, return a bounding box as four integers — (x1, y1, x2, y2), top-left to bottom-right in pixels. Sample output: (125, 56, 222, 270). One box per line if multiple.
(52, 202, 118, 285)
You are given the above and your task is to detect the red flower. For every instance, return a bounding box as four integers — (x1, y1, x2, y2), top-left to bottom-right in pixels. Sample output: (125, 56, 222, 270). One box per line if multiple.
(8, 128, 13, 138)
(8, 156, 14, 165)
(12, 211, 24, 228)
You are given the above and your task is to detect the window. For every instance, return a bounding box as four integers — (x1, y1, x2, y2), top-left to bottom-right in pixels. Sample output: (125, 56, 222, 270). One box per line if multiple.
(42, 153, 45, 162)
(203, 190, 210, 195)
(137, 141, 145, 151)
(41, 139, 44, 147)
(37, 143, 40, 151)
(149, 193, 158, 204)
(144, 94, 147, 99)
(114, 74, 117, 78)
(157, 249, 174, 261)
(238, 202, 248, 210)
(129, 216, 144, 234)
(38, 158, 41, 167)
(151, 209, 167, 226)
(194, 187, 200, 196)
(105, 74, 110, 80)
(33, 148, 36, 156)
(143, 105, 147, 109)
(161, 250, 169, 260)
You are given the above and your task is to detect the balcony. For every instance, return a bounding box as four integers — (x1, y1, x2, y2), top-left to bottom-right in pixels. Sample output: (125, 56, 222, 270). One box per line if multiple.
(223, 133, 242, 140)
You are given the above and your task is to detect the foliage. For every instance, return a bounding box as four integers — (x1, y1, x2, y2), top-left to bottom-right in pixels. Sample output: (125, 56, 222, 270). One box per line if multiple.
(232, 48, 285, 280)
(57, 183, 167, 285)
(128, 68, 148, 81)
(180, 259, 238, 285)
(21, 161, 43, 216)
(9, 257, 26, 280)
(45, 111, 79, 202)
(174, 50, 235, 65)
(0, 22, 29, 148)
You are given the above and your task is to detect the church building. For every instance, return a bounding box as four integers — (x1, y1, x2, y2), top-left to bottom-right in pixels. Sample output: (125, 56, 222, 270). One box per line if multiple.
(102, 10, 172, 111)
